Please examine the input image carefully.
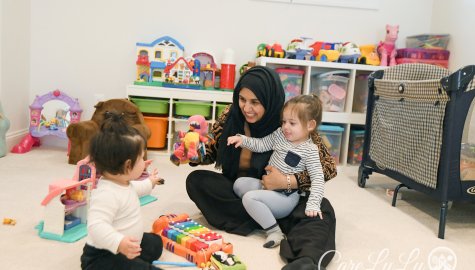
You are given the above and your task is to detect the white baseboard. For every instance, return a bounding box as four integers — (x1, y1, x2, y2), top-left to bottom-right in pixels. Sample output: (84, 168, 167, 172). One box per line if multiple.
(6, 129, 28, 150)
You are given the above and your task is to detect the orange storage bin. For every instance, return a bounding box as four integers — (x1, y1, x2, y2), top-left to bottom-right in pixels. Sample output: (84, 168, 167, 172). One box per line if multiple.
(144, 116, 168, 149)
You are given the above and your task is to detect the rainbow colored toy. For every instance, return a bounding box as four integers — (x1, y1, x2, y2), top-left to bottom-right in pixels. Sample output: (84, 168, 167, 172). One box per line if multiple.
(152, 213, 235, 268)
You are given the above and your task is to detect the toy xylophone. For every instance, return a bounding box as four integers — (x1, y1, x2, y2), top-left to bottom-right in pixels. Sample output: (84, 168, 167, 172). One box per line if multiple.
(152, 213, 233, 268)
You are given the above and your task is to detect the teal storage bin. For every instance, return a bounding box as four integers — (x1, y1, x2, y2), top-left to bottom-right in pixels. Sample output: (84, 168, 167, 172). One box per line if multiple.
(318, 125, 344, 164)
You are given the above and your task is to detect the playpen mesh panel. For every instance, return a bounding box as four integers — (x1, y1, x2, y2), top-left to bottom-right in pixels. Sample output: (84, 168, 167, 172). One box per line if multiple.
(369, 64, 450, 189)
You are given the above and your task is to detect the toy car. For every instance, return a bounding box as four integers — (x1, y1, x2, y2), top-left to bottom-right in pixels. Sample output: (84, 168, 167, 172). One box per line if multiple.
(358, 44, 380, 66)
(338, 42, 361, 64)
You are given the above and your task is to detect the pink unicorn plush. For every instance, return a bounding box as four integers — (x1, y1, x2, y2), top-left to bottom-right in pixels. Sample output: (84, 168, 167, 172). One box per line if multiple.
(378, 24, 399, 66)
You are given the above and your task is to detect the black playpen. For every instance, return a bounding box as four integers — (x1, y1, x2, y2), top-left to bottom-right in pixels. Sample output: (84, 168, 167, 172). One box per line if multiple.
(358, 63, 475, 239)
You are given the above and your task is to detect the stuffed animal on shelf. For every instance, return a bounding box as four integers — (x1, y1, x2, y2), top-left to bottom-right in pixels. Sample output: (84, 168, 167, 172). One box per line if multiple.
(378, 24, 399, 66)
(170, 115, 210, 166)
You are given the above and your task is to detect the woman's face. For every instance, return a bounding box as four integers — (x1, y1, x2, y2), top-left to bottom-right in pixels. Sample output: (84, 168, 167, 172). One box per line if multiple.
(238, 87, 265, 124)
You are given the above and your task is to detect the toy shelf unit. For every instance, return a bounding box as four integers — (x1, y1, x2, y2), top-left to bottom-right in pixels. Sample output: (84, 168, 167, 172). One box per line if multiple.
(127, 85, 232, 154)
(256, 57, 384, 166)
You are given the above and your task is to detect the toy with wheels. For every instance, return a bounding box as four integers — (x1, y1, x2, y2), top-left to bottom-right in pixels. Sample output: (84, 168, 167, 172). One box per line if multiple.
(11, 90, 82, 154)
(170, 115, 210, 166)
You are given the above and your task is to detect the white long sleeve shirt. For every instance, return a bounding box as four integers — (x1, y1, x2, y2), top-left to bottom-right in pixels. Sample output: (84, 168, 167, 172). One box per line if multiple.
(86, 178, 153, 254)
(240, 128, 325, 212)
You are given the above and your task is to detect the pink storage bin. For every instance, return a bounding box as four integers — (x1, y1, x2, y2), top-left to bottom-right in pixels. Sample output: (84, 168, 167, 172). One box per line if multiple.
(397, 48, 450, 61)
(275, 68, 304, 101)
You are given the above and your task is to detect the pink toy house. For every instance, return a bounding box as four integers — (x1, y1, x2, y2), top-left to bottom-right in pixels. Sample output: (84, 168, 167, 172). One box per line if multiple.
(193, 52, 219, 89)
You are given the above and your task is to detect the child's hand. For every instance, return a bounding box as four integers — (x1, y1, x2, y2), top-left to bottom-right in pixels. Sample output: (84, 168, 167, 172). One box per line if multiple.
(118, 236, 141, 259)
(148, 168, 165, 187)
(305, 210, 323, 219)
(227, 135, 243, 148)
(144, 159, 153, 169)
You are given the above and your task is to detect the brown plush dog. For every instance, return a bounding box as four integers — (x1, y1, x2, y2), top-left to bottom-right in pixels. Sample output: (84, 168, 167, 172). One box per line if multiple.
(66, 98, 150, 165)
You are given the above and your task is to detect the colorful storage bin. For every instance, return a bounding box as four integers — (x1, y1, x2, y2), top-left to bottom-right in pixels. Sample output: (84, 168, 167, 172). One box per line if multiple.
(311, 71, 349, 112)
(275, 68, 304, 101)
(348, 129, 365, 165)
(143, 116, 168, 149)
(174, 100, 212, 119)
(406, 34, 449, 50)
(396, 48, 450, 68)
(318, 125, 344, 165)
(130, 97, 169, 115)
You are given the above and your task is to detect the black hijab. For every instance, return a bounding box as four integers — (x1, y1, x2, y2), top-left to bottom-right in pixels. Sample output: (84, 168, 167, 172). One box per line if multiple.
(216, 66, 285, 180)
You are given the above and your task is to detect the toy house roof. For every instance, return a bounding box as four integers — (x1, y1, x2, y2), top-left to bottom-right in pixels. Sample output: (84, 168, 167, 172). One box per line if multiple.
(164, 57, 193, 73)
(41, 178, 94, 206)
(136, 36, 185, 51)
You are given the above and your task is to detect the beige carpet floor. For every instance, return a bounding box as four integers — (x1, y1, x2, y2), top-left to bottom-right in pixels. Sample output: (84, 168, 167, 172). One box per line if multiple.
(0, 145, 474, 270)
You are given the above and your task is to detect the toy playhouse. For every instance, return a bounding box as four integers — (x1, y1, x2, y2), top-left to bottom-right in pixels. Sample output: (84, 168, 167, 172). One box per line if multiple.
(358, 63, 475, 239)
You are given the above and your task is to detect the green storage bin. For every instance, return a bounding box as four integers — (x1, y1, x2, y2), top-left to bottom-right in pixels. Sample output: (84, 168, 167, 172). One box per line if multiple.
(216, 103, 231, 117)
(174, 101, 212, 119)
(130, 97, 169, 114)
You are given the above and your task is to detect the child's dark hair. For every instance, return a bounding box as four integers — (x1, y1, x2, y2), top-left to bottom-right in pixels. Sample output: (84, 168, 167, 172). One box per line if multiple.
(89, 111, 145, 175)
(282, 94, 322, 132)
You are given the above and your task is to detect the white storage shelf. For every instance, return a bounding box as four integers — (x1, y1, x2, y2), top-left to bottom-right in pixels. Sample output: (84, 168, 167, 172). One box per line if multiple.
(127, 85, 233, 154)
(256, 57, 384, 166)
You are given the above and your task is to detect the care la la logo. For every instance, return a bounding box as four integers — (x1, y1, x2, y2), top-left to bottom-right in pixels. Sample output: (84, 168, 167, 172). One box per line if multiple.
(320, 246, 457, 270)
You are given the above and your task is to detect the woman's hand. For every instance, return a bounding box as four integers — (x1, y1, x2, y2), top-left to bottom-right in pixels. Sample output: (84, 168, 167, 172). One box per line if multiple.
(262, 165, 287, 190)
(118, 236, 141, 259)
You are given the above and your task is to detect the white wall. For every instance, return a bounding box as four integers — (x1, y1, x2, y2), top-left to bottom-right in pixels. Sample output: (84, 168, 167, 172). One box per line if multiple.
(431, 0, 475, 71)
(3, 0, 438, 144)
(1, 0, 30, 145)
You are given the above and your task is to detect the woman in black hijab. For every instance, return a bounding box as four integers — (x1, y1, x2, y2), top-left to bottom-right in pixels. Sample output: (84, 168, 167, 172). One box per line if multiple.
(186, 66, 337, 270)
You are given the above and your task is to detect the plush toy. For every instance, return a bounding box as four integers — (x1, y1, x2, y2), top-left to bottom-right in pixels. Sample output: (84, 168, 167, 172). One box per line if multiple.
(66, 99, 150, 165)
(378, 24, 399, 66)
(170, 115, 210, 166)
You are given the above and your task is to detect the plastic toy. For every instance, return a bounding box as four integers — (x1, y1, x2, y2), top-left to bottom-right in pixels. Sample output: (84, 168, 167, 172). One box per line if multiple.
(338, 42, 361, 64)
(377, 24, 399, 66)
(257, 43, 286, 58)
(170, 115, 209, 166)
(220, 49, 236, 90)
(0, 101, 10, 158)
(135, 36, 185, 85)
(358, 44, 380, 66)
(193, 52, 219, 89)
(210, 251, 246, 270)
(152, 213, 237, 268)
(286, 38, 313, 60)
(11, 90, 82, 154)
(163, 57, 201, 89)
(3, 218, 16, 225)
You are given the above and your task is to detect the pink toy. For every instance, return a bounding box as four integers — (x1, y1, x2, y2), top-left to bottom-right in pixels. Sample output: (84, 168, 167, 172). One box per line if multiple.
(378, 24, 399, 66)
(170, 115, 210, 166)
(11, 89, 82, 154)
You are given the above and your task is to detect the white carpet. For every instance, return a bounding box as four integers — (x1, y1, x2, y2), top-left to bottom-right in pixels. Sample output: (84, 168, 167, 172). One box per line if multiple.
(0, 145, 474, 270)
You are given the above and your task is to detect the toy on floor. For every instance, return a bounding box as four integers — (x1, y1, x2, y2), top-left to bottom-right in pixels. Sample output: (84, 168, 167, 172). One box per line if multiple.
(3, 218, 16, 225)
(170, 115, 211, 166)
(11, 90, 82, 154)
(0, 101, 10, 158)
(377, 24, 399, 66)
(152, 213, 245, 269)
(66, 98, 150, 165)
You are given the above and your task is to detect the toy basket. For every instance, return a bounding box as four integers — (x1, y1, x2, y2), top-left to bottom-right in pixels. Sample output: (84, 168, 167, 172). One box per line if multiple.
(358, 63, 475, 239)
